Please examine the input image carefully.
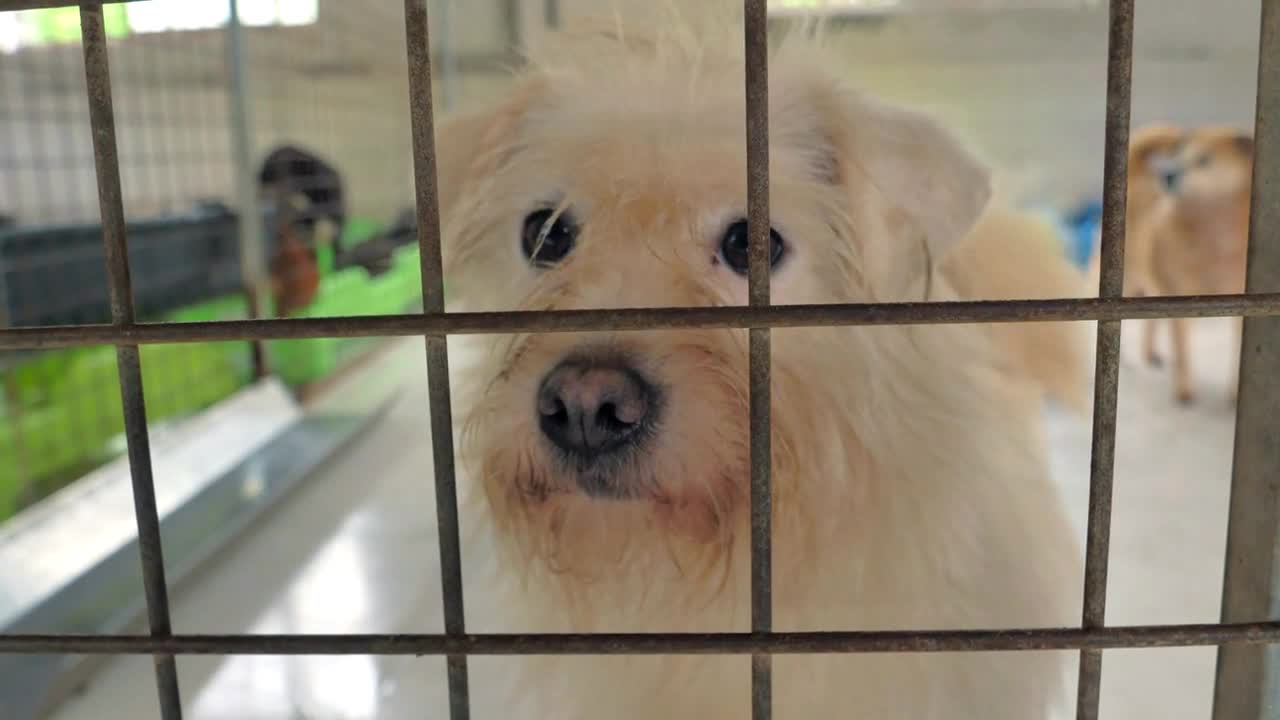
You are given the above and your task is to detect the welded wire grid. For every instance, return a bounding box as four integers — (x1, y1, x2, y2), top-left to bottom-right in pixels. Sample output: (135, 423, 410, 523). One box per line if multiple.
(0, 3, 245, 521)
(0, 2, 1275, 720)
(0, 0, 416, 517)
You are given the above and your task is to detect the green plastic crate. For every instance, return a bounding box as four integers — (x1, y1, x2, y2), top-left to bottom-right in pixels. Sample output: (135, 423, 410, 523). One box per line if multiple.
(0, 229, 425, 521)
(266, 245, 422, 387)
(0, 298, 255, 520)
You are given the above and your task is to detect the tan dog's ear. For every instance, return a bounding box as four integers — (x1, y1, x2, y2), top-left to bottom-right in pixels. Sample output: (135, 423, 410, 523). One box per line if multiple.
(1129, 124, 1185, 168)
(807, 88, 991, 264)
(1233, 132, 1255, 158)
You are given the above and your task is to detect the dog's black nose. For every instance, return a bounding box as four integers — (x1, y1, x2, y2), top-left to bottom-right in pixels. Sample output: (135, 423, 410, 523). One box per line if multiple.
(1161, 169, 1182, 192)
(537, 359, 656, 460)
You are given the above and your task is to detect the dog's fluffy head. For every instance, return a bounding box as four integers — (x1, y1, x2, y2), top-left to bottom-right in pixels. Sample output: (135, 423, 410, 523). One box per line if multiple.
(438, 9, 998, 619)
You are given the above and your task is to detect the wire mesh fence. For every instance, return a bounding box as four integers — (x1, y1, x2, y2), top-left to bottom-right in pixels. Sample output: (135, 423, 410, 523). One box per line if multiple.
(0, 1, 1277, 720)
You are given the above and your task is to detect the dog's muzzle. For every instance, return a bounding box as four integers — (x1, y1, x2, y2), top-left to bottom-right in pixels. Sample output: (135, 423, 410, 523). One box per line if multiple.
(536, 355, 660, 497)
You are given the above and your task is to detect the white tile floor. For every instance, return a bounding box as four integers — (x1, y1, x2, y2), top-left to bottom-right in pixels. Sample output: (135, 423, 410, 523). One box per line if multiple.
(46, 316, 1245, 719)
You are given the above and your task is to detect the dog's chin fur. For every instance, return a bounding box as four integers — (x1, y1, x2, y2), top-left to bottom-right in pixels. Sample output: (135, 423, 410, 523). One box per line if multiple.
(438, 6, 1080, 718)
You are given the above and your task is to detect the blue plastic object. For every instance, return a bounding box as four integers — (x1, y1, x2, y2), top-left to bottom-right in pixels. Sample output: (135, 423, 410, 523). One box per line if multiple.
(1064, 200, 1103, 268)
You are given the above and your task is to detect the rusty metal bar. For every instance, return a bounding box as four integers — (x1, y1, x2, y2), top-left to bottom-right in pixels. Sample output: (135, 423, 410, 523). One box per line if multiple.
(79, 4, 182, 719)
(1, 294, 1280, 351)
(8, 622, 1280, 657)
(0, 0, 139, 9)
(1076, 1, 1134, 717)
(226, 0, 271, 379)
(1213, 1, 1280, 717)
(744, 0, 772, 717)
(501, 0, 520, 50)
(404, 1, 469, 718)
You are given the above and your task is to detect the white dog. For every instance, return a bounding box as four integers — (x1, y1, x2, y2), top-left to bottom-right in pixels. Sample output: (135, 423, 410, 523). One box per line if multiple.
(436, 7, 1080, 718)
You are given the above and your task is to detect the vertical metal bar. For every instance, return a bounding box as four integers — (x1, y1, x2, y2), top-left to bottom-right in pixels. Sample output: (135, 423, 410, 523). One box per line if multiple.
(436, 0, 458, 112)
(226, 0, 271, 377)
(79, 4, 183, 720)
(544, 0, 560, 29)
(403, 1, 469, 718)
(1076, 1, 1134, 717)
(500, 0, 520, 51)
(744, 1, 772, 718)
(1213, 1, 1280, 717)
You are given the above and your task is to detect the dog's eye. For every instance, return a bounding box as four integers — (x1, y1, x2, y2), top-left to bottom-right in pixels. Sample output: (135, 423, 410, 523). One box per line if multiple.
(522, 209, 578, 267)
(720, 220, 785, 275)
(1195, 153, 1213, 168)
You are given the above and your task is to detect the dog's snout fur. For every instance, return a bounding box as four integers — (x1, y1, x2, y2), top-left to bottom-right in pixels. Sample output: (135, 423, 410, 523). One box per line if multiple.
(537, 357, 658, 468)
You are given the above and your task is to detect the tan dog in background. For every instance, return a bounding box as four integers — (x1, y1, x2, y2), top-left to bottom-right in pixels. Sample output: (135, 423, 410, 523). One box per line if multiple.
(1087, 124, 1185, 367)
(945, 206, 1092, 413)
(1145, 126, 1254, 404)
(437, 9, 1078, 718)
(1125, 125, 1186, 367)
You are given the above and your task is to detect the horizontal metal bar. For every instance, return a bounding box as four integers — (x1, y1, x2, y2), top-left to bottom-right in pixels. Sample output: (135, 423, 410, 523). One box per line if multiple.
(1, 294, 1279, 351)
(6, 622, 1280, 656)
(0, 0, 143, 10)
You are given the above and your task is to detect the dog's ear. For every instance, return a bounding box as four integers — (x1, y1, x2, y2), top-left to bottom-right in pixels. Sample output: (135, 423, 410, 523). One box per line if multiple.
(1129, 125, 1185, 168)
(1233, 132, 1255, 158)
(803, 86, 991, 265)
(433, 78, 544, 223)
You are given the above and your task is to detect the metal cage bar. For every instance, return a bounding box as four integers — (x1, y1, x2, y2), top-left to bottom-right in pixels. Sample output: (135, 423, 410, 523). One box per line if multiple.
(226, 0, 271, 380)
(1213, 1, 1280, 717)
(744, 1, 773, 718)
(2, 294, 1280, 351)
(7, 620, 1280, 656)
(1076, 1, 1134, 717)
(403, 1, 470, 718)
(0, 0, 141, 8)
(78, 4, 183, 719)
(0, 0, 1279, 719)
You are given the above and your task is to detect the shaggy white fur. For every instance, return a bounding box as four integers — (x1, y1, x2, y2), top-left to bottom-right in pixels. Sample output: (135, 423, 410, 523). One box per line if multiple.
(435, 5, 1081, 718)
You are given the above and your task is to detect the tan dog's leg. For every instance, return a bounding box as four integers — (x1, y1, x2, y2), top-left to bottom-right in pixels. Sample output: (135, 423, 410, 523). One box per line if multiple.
(1230, 315, 1244, 404)
(1171, 316, 1195, 405)
(1140, 297, 1163, 368)
(1143, 321, 1162, 367)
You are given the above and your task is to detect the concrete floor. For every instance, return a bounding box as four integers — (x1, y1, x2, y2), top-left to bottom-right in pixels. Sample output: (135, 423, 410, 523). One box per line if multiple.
(45, 316, 1244, 719)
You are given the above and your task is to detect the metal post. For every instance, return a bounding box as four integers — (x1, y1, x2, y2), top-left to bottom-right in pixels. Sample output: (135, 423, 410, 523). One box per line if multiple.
(501, 0, 520, 51)
(79, 4, 182, 719)
(744, 1, 773, 718)
(226, 0, 271, 378)
(436, 0, 457, 112)
(1213, 1, 1280, 718)
(404, 1, 469, 718)
(1076, 0, 1135, 717)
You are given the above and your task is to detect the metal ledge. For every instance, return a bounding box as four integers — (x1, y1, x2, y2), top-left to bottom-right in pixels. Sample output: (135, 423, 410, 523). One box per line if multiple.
(0, 378, 393, 720)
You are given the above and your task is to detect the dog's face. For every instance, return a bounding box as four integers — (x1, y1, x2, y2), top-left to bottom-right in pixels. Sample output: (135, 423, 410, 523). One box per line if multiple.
(1158, 127, 1254, 206)
(1128, 124, 1184, 193)
(437, 29, 991, 600)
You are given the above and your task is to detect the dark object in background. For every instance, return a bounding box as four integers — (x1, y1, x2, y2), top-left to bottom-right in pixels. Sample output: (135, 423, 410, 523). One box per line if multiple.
(257, 144, 346, 241)
(0, 203, 267, 327)
(0, 214, 14, 229)
(334, 208, 417, 277)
